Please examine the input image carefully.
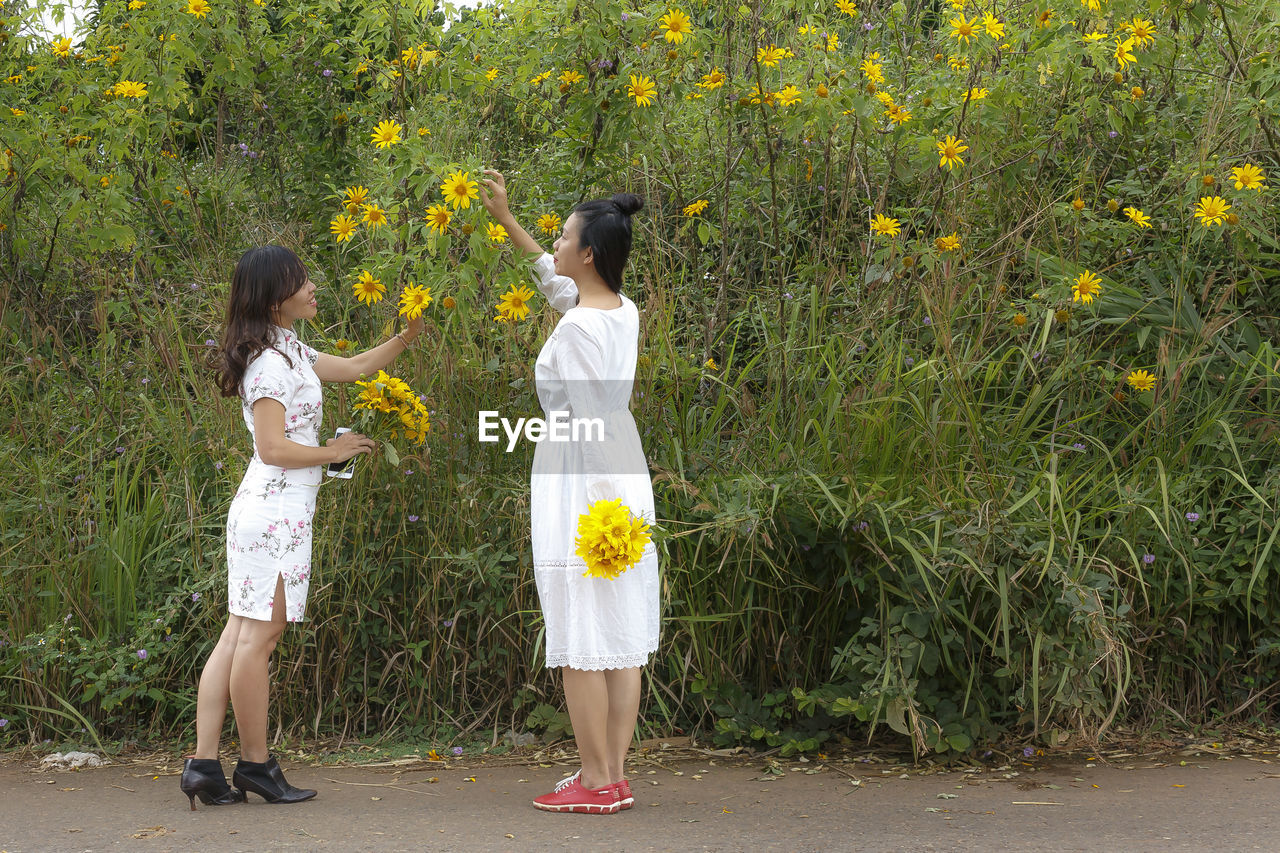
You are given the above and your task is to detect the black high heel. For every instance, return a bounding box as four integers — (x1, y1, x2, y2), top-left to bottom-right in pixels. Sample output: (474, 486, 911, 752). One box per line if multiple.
(232, 755, 317, 804)
(179, 758, 245, 810)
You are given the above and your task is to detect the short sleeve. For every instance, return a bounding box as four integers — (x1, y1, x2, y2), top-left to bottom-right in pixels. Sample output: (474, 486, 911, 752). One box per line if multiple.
(531, 253, 580, 313)
(241, 348, 295, 407)
(297, 340, 319, 366)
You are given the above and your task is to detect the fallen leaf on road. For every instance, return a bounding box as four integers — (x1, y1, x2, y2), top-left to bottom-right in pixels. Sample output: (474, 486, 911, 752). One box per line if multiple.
(937, 793, 959, 799)
(131, 826, 170, 839)
(1172, 784, 1186, 788)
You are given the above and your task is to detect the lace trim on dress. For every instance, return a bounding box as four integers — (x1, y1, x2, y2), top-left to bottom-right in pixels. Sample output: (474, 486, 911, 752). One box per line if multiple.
(545, 649, 656, 671)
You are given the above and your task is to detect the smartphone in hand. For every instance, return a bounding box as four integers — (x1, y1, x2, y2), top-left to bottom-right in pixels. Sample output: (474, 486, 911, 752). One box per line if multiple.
(325, 427, 355, 479)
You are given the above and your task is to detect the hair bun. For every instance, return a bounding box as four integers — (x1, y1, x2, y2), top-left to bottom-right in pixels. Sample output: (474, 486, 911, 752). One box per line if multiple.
(610, 193, 645, 216)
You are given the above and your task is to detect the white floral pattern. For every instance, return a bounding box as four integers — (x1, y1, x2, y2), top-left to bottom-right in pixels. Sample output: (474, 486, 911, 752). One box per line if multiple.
(226, 326, 322, 623)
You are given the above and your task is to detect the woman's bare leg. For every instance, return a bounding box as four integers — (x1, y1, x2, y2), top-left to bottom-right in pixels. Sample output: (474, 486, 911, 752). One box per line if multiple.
(561, 667, 612, 789)
(193, 616, 245, 759)
(603, 667, 642, 782)
(228, 574, 288, 763)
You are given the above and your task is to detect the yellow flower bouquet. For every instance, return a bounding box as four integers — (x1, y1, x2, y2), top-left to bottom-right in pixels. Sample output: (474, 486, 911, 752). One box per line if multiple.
(350, 369, 430, 465)
(574, 498, 653, 579)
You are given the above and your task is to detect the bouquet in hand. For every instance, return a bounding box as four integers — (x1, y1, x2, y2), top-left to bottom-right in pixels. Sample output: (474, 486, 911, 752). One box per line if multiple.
(574, 498, 652, 579)
(351, 369, 430, 465)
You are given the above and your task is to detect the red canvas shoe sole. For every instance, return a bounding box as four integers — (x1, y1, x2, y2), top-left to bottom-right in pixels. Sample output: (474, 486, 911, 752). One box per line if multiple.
(532, 799, 620, 814)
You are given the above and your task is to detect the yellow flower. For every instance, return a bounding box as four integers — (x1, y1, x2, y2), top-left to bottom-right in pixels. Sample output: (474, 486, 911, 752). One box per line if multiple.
(5, 75, 21, 84)
(9, 108, 24, 116)
(343, 185, 369, 213)
(948, 54, 969, 71)
(965, 87, 989, 102)
(1083, 30, 1108, 43)
(777, 84, 802, 107)
(837, 0, 858, 15)
(495, 284, 536, 322)
(661, 8, 692, 44)
(52, 37, 73, 57)
(704, 358, 718, 371)
(887, 103, 911, 125)
(1193, 196, 1231, 227)
(822, 33, 839, 52)
(1123, 206, 1152, 228)
(1130, 85, 1144, 99)
(1081, 0, 1101, 10)
(424, 203, 452, 234)
(1072, 198, 1086, 211)
(398, 283, 432, 320)
(485, 67, 498, 81)
(530, 71, 551, 85)
(330, 213, 357, 242)
(1230, 163, 1266, 191)
(486, 222, 508, 243)
(683, 199, 709, 217)
(1012, 312, 1028, 327)
(949, 14, 977, 44)
(870, 213, 901, 237)
(574, 498, 652, 580)
(627, 74, 656, 107)
(757, 44, 786, 67)
(537, 212, 563, 234)
(1072, 270, 1103, 305)
(128, 0, 146, 9)
(440, 171, 479, 209)
(697, 68, 726, 89)
(1036, 9, 1054, 28)
(334, 338, 352, 353)
(442, 296, 456, 309)
(935, 232, 961, 252)
(1126, 17, 1156, 49)
(816, 83, 829, 98)
(353, 271, 385, 305)
(113, 80, 148, 98)
(185, 0, 210, 18)
(937, 134, 968, 170)
(362, 204, 388, 229)
(1126, 369, 1156, 392)
(982, 14, 1005, 39)
(1114, 37, 1136, 70)
(860, 60, 884, 84)
(559, 70, 584, 85)
(371, 119, 403, 148)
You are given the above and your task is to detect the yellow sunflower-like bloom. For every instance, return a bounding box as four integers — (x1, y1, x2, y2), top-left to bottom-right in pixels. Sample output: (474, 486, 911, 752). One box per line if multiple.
(757, 45, 786, 67)
(1230, 164, 1266, 191)
(697, 68, 726, 90)
(1126, 18, 1156, 49)
(1072, 270, 1103, 305)
(937, 135, 968, 170)
(330, 214, 357, 242)
(486, 222, 508, 243)
(1193, 196, 1231, 227)
(371, 119, 403, 148)
(935, 232, 961, 252)
(353, 270, 385, 305)
(949, 14, 976, 44)
(52, 37, 73, 57)
(559, 70, 584, 86)
(113, 80, 148, 98)
(661, 8, 692, 44)
(343, 185, 369, 213)
(424, 204, 452, 234)
(361, 203, 388, 229)
(870, 214, 901, 237)
(185, 0, 210, 18)
(1123, 206, 1152, 228)
(440, 171, 479, 209)
(1114, 37, 1136, 70)
(777, 84, 802, 107)
(398, 283, 432, 320)
(495, 284, 536, 322)
(1126, 369, 1156, 392)
(627, 74, 656, 107)
(574, 498, 653, 580)
(537, 212, 563, 234)
(683, 199, 709, 217)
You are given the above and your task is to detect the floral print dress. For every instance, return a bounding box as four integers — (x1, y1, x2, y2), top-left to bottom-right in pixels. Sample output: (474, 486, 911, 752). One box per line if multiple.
(226, 326, 323, 622)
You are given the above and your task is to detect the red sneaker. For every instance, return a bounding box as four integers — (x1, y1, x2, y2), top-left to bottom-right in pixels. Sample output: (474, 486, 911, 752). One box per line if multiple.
(615, 778, 634, 810)
(533, 771, 620, 814)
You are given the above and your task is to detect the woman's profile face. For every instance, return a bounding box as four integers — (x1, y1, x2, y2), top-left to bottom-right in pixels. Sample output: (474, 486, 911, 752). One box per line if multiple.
(552, 213, 591, 279)
(273, 278, 318, 325)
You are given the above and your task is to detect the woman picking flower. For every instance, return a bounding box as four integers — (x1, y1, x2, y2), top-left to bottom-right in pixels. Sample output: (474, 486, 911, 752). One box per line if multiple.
(481, 170, 660, 815)
(181, 245, 423, 808)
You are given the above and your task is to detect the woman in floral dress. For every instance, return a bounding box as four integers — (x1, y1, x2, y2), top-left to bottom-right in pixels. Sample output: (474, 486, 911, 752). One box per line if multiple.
(481, 172, 660, 815)
(180, 245, 422, 808)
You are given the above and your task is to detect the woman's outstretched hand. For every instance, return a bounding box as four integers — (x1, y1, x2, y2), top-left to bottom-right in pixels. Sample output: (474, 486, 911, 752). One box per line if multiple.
(326, 430, 377, 463)
(480, 169, 512, 223)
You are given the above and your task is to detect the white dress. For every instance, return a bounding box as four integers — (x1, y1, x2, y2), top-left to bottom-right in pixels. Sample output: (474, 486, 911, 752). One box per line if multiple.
(529, 253, 661, 670)
(225, 326, 323, 623)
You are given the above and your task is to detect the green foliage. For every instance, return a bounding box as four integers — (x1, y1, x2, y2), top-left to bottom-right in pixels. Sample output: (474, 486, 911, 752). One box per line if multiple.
(2, 0, 1279, 756)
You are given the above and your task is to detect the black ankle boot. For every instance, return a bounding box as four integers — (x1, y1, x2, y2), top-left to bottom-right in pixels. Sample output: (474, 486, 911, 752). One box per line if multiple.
(179, 758, 245, 810)
(232, 755, 317, 804)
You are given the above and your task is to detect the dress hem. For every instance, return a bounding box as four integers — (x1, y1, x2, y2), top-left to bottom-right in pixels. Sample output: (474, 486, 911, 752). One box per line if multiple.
(545, 647, 656, 671)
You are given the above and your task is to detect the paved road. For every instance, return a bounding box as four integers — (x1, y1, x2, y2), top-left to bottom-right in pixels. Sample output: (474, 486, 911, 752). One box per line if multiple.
(2, 750, 1278, 851)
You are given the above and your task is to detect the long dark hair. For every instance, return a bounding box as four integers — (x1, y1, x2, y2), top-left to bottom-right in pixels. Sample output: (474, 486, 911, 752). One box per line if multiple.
(214, 245, 308, 398)
(573, 192, 644, 294)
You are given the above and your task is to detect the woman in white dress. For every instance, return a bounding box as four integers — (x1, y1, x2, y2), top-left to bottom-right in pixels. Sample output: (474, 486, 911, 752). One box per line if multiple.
(481, 172, 660, 815)
(180, 245, 423, 808)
